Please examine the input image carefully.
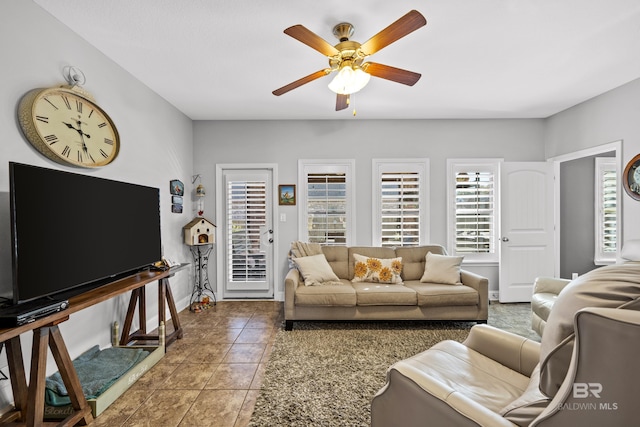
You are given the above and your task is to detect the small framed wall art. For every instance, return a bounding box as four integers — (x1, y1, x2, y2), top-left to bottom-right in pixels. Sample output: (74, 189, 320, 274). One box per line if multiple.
(170, 179, 184, 196)
(279, 184, 296, 205)
(170, 179, 184, 213)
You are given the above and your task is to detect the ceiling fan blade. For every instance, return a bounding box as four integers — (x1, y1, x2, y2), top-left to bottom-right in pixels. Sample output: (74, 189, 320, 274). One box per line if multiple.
(336, 94, 350, 111)
(359, 10, 426, 56)
(362, 62, 421, 86)
(272, 69, 331, 96)
(284, 25, 340, 57)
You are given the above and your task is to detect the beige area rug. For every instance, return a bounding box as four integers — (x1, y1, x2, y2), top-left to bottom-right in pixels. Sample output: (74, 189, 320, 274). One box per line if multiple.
(249, 303, 536, 427)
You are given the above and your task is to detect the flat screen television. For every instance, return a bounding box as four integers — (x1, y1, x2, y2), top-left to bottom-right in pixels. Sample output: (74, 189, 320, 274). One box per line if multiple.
(9, 162, 162, 305)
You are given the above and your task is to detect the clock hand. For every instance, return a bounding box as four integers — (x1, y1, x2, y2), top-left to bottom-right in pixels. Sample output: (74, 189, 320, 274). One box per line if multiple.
(75, 120, 90, 139)
(62, 121, 90, 138)
(63, 121, 78, 131)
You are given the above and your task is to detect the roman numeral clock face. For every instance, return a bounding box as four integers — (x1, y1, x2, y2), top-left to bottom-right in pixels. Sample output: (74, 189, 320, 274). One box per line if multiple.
(18, 87, 120, 167)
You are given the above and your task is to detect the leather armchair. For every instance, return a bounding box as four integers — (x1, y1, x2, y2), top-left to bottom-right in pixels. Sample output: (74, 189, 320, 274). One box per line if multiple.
(531, 238, 640, 337)
(371, 260, 640, 427)
(531, 277, 570, 337)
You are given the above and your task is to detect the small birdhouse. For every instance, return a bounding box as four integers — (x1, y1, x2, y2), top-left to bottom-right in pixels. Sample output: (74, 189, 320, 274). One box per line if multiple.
(183, 217, 216, 246)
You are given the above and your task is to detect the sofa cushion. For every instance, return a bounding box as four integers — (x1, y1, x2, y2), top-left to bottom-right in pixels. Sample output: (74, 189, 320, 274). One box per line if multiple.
(352, 254, 403, 284)
(348, 247, 397, 279)
(405, 282, 479, 307)
(292, 254, 341, 286)
(351, 283, 417, 306)
(391, 340, 530, 414)
(420, 252, 464, 285)
(321, 246, 349, 279)
(395, 245, 447, 281)
(295, 280, 356, 306)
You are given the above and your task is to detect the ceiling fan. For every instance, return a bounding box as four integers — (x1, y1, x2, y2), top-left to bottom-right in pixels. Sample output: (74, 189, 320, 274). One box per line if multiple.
(272, 10, 427, 111)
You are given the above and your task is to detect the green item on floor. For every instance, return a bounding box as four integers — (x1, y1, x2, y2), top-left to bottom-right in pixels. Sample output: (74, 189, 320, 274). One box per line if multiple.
(45, 345, 149, 406)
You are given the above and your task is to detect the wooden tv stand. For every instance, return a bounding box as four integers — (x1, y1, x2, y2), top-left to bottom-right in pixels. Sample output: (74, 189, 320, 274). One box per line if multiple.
(0, 263, 189, 427)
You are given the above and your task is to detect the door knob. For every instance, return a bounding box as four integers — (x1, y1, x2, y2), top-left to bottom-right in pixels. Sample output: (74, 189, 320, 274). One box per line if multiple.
(501, 237, 509, 242)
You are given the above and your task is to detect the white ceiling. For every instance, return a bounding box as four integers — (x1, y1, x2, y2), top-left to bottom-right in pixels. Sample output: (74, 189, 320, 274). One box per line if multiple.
(33, 0, 640, 120)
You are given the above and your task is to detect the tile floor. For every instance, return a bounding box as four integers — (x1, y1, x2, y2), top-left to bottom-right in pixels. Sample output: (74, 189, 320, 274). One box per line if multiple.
(90, 300, 283, 427)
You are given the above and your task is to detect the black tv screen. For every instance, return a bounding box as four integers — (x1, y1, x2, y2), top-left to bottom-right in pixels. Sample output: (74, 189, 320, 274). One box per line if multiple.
(9, 162, 162, 304)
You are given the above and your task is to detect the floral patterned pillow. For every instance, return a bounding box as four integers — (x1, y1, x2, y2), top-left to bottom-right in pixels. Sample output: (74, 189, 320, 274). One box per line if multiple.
(352, 254, 403, 284)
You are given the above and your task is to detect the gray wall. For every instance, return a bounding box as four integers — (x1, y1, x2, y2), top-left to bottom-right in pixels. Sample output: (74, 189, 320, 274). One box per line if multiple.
(560, 156, 597, 277)
(545, 78, 640, 243)
(0, 0, 193, 406)
(559, 152, 615, 278)
(193, 119, 547, 297)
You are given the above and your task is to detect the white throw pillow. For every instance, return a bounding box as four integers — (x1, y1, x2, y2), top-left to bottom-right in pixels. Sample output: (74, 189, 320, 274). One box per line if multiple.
(292, 254, 340, 286)
(351, 254, 403, 284)
(420, 252, 464, 285)
(621, 239, 640, 262)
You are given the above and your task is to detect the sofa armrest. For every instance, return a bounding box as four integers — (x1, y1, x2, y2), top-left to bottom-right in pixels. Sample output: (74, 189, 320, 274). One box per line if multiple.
(463, 324, 540, 377)
(533, 277, 571, 295)
(373, 366, 517, 427)
(284, 268, 301, 318)
(460, 269, 489, 320)
(460, 269, 487, 292)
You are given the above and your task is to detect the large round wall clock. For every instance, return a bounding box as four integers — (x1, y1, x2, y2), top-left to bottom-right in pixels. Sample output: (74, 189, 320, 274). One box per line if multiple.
(623, 153, 640, 201)
(18, 86, 120, 168)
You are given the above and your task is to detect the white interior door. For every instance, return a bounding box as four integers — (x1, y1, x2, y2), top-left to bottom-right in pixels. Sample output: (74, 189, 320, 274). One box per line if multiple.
(221, 169, 274, 299)
(499, 162, 555, 302)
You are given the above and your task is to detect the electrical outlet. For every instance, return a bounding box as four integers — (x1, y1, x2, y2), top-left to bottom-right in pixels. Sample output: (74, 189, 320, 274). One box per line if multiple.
(489, 291, 500, 301)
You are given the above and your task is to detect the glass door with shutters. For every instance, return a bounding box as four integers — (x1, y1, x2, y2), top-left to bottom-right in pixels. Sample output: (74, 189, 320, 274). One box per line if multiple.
(222, 169, 274, 298)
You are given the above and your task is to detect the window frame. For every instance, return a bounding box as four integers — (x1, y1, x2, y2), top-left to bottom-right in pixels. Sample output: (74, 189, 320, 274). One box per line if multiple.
(372, 159, 430, 247)
(594, 157, 618, 265)
(298, 159, 355, 246)
(446, 158, 501, 264)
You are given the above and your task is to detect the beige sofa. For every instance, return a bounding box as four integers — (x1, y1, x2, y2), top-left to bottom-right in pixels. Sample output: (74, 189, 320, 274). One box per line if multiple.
(284, 245, 488, 330)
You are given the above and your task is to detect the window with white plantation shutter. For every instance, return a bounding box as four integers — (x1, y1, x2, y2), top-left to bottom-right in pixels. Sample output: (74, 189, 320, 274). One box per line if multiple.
(307, 173, 347, 245)
(595, 157, 618, 264)
(447, 160, 500, 262)
(298, 160, 355, 245)
(226, 179, 267, 281)
(373, 160, 429, 247)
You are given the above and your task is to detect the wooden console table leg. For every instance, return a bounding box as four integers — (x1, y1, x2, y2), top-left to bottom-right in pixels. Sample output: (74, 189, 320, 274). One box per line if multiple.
(159, 277, 183, 347)
(26, 327, 49, 426)
(120, 276, 184, 348)
(48, 326, 93, 426)
(25, 325, 93, 427)
(4, 338, 27, 421)
(120, 287, 147, 346)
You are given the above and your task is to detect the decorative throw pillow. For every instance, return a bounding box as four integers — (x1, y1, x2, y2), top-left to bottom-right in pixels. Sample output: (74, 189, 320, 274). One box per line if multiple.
(292, 254, 341, 286)
(352, 254, 403, 284)
(420, 252, 464, 285)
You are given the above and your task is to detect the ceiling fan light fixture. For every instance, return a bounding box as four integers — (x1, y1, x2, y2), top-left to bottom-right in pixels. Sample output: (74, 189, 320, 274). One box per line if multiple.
(328, 65, 370, 95)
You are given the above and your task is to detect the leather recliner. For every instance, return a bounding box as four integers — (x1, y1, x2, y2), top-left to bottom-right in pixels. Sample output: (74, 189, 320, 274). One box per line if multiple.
(371, 248, 640, 427)
(531, 239, 640, 337)
(531, 276, 570, 337)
